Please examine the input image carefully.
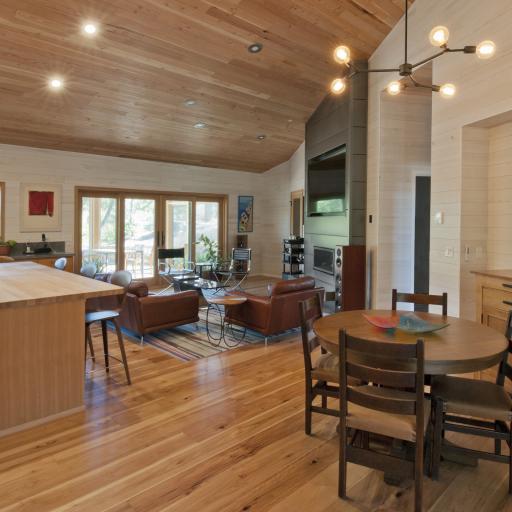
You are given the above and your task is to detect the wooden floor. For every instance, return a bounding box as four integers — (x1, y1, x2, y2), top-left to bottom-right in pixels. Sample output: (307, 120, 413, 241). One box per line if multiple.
(1, 322, 512, 510)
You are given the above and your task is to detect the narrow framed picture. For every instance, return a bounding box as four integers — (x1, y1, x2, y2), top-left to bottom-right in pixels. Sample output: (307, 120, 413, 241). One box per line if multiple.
(20, 183, 62, 232)
(237, 195, 254, 233)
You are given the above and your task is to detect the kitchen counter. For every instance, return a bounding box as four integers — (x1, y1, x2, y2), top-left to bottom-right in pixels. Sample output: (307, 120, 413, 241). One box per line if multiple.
(471, 269, 512, 281)
(0, 262, 122, 436)
(10, 251, 75, 261)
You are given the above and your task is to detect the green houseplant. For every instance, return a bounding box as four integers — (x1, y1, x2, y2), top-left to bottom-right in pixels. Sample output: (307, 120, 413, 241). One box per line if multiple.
(0, 239, 16, 256)
(196, 234, 220, 264)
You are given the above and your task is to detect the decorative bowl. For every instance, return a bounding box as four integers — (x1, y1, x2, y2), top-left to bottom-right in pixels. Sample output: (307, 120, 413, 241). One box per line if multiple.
(397, 313, 449, 333)
(363, 315, 400, 329)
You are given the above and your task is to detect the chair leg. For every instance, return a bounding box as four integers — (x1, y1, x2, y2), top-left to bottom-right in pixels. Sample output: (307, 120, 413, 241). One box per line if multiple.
(85, 324, 95, 362)
(305, 380, 312, 436)
(320, 382, 327, 409)
(495, 421, 502, 455)
(431, 398, 443, 480)
(265, 337, 269, 346)
(509, 422, 512, 494)
(113, 318, 131, 385)
(101, 320, 109, 373)
(415, 442, 424, 512)
(338, 424, 347, 499)
(140, 336, 144, 346)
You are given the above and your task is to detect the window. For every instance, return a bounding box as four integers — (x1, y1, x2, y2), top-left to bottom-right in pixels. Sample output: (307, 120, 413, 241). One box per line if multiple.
(77, 188, 226, 281)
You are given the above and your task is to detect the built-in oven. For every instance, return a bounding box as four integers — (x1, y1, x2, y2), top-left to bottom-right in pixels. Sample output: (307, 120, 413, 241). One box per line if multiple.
(313, 246, 335, 275)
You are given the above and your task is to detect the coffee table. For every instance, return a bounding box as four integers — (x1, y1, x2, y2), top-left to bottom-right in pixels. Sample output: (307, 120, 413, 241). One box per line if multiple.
(205, 294, 247, 347)
(177, 277, 228, 295)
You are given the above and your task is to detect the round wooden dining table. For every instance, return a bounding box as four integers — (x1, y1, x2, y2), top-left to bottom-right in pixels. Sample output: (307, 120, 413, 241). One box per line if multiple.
(313, 309, 508, 375)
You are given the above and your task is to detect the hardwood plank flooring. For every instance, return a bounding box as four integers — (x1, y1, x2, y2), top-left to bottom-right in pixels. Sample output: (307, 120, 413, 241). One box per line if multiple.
(1, 324, 512, 511)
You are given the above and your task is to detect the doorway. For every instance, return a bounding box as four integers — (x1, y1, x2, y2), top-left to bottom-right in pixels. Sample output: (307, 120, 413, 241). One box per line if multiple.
(290, 189, 304, 237)
(414, 176, 431, 310)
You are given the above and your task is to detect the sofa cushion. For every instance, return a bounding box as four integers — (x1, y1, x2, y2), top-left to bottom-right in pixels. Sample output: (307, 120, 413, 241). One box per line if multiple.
(269, 276, 315, 296)
(128, 281, 149, 298)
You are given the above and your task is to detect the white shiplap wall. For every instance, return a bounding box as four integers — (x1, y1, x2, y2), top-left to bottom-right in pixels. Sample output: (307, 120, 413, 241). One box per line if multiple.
(377, 88, 432, 308)
(0, 143, 292, 276)
(367, 0, 512, 315)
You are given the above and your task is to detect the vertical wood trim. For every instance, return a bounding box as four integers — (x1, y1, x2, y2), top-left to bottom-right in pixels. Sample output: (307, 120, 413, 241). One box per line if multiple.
(0, 182, 5, 240)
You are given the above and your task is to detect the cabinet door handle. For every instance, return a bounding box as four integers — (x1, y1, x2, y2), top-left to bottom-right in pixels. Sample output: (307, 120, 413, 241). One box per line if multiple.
(503, 283, 512, 289)
(503, 300, 512, 307)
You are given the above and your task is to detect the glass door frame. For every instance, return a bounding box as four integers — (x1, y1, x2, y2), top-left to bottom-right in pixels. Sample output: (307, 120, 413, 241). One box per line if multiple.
(76, 187, 228, 283)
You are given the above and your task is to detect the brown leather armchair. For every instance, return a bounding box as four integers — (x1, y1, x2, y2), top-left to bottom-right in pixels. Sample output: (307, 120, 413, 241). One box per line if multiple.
(117, 281, 199, 342)
(225, 276, 324, 344)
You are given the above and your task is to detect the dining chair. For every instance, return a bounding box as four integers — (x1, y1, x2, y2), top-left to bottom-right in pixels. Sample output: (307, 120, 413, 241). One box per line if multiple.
(299, 296, 340, 434)
(392, 289, 448, 315)
(80, 263, 97, 279)
(157, 248, 195, 294)
(85, 270, 132, 384)
(431, 310, 512, 491)
(0, 256, 15, 263)
(215, 248, 252, 290)
(54, 257, 67, 271)
(338, 331, 430, 512)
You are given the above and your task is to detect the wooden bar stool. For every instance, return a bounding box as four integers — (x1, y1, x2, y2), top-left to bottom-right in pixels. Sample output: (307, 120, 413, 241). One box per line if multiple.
(85, 270, 132, 385)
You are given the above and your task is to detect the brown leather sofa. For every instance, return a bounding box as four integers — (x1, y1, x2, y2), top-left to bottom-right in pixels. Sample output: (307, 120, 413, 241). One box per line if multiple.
(225, 276, 324, 343)
(117, 281, 199, 341)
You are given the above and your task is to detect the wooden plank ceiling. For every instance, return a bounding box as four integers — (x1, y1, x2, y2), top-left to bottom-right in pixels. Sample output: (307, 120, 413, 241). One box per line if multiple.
(0, 0, 411, 172)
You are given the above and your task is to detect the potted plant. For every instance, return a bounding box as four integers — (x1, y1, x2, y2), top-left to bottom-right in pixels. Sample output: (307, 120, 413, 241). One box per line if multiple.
(0, 239, 16, 256)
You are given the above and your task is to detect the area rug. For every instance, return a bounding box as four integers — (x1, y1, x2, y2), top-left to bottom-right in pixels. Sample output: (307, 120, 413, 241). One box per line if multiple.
(123, 308, 265, 361)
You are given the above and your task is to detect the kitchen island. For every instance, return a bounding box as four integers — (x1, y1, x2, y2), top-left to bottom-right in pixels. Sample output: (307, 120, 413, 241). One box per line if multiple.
(0, 262, 122, 436)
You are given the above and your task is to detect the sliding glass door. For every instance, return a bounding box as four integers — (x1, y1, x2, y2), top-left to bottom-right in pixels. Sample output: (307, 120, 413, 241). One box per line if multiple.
(123, 198, 156, 279)
(78, 189, 226, 280)
(163, 199, 192, 262)
(81, 195, 118, 274)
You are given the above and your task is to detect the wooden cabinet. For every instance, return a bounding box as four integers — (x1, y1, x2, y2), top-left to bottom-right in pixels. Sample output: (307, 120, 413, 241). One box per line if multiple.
(474, 270, 512, 333)
(24, 256, 74, 272)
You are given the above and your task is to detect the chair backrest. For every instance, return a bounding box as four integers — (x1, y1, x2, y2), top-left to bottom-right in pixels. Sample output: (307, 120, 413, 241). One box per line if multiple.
(497, 310, 512, 386)
(80, 263, 97, 279)
(339, 331, 425, 422)
(299, 296, 324, 373)
(110, 270, 133, 309)
(158, 248, 185, 260)
(0, 256, 15, 263)
(392, 289, 448, 316)
(54, 257, 67, 270)
(231, 248, 252, 272)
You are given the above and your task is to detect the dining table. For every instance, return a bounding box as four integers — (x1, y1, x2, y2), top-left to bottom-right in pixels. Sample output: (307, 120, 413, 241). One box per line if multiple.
(313, 309, 508, 376)
(313, 309, 509, 482)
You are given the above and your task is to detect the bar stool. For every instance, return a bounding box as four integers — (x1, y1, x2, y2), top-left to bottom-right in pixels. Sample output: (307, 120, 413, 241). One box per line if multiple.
(54, 257, 67, 270)
(85, 270, 132, 384)
(80, 263, 97, 278)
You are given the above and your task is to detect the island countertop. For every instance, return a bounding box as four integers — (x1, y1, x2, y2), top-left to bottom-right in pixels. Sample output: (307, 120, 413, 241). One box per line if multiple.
(471, 269, 512, 281)
(0, 261, 121, 308)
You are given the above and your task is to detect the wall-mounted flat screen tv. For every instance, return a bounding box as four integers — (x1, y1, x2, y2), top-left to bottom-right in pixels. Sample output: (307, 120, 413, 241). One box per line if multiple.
(307, 144, 346, 216)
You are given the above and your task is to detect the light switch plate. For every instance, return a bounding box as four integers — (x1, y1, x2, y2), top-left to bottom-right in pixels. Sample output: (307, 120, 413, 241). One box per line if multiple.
(435, 211, 444, 225)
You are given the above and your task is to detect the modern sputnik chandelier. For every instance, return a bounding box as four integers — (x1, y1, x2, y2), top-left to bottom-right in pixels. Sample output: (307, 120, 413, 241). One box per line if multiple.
(329, 0, 496, 98)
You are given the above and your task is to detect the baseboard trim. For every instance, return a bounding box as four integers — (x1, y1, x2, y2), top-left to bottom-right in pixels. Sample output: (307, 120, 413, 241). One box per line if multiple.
(0, 405, 85, 438)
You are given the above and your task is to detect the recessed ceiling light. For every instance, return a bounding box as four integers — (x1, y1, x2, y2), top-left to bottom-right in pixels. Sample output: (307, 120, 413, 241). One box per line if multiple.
(49, 77, 64, 91)
(248, 43, 263, 54)
(82, 22, 98, 36)
(184, 99, 197, 106)
(256, 134, 266, 140)
(194, 122, 207, 128)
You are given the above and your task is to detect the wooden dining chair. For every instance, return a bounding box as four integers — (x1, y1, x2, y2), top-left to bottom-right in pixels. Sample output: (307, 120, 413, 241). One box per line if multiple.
(299, 296, 341, 435)
(431, 310, 512, 491)
(85, 270, 132, 384)
(392, 289, 448, 315)
(338, 331, 429, 512)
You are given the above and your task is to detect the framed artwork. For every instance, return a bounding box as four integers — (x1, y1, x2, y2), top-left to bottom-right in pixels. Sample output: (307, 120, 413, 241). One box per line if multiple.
(20, 183, 62, 232)
(238, 195, 254, 233)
